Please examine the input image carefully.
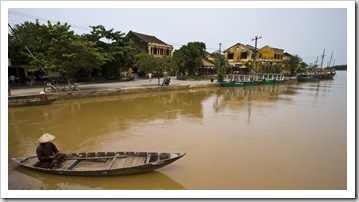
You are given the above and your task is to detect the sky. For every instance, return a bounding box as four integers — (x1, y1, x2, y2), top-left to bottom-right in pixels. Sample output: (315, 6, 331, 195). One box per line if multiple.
(4, 1, 353, 66)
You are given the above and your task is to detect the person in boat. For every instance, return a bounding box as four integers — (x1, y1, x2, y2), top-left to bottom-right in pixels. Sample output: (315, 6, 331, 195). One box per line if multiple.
(39, 91, 48, 101)
(36, 133, 65, 169)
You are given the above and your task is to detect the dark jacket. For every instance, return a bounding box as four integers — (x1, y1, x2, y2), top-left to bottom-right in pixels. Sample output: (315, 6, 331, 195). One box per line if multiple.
(36, 142, 59, 168)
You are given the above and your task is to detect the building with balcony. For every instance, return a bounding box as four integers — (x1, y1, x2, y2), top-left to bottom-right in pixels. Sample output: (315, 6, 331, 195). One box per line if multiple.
(126, 31, 173, 57)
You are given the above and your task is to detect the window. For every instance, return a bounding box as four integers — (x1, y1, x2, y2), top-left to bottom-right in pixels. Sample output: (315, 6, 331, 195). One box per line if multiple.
(240, 52, 248, 59)
(227, 53, 234, 59)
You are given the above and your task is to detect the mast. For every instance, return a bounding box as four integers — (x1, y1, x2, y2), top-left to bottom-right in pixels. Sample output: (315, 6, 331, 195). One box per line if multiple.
(320, 49, 325, 69)
(328, 52, 333, 67)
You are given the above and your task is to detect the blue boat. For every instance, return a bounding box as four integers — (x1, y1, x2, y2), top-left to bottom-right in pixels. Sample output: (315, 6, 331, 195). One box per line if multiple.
(297, 74, 320, 82)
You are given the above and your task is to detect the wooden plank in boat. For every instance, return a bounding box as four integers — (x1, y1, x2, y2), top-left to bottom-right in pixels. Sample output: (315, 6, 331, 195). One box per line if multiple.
(131, 157, 146, 166)
(26, 157, 39, 166)
(123, 156, 135, 168)
(106, 154, 120, 169)
(72, 160, 105, 171)
(113, 157, 127, 169)
(65, 160, 79, 171)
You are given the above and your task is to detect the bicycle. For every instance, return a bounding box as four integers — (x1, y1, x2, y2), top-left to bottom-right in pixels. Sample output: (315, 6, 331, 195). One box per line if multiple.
(43, 80, 67, 93)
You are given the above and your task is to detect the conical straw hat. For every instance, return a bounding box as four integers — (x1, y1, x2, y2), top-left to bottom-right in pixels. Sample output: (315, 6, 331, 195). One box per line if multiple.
(38, 133, 55, 143)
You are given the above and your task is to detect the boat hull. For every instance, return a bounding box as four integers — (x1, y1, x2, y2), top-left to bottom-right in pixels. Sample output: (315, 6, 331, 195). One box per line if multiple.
(258, 79, 285, 84)
(8, 99, 56, 107)
(220, 81, 259, 86)
(297, 75, 320, 82)
(12, 151, 186, 176)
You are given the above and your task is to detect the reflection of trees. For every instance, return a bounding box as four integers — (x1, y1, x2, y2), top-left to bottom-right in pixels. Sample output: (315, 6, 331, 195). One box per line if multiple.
(8, 90, 213, 143)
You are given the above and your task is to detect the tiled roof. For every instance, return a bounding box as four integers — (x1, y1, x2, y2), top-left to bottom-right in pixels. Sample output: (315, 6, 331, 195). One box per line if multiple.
(128, 31, 170, 46)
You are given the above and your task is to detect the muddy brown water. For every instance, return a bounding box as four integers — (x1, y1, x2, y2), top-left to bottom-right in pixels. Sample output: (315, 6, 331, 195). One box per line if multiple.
(7, 71, 347, 193)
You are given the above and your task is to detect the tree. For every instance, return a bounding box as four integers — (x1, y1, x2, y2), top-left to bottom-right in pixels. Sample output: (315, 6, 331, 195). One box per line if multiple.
(83, 25, 134, 79)
(173, 42, 206, 76)
(134, 52, 174, 85)
(283, 54, 307, 75)
(8, 20, 106, 83)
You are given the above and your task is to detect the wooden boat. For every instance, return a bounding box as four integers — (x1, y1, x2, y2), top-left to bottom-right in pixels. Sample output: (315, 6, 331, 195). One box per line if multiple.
(257, 73, 286, 84)
(296, 74, 320, 82)
(220, 80, 259, 86)
(12, 151, 186, 176)
(221, 74, 260, 86)
(8, 99, 56, 107)
(317, 72, 336, 80)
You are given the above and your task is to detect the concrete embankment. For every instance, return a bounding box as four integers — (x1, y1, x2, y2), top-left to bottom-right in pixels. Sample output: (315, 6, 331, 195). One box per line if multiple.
(8, 82, 221, 101)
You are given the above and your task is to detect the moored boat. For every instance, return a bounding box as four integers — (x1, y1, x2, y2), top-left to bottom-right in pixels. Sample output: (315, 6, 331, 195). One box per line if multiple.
(220, 80, 259, 86)
(257, 73, 286, 84)
(317, 71, 336, 80)
(297, 74, 320, 82)
(8, 99, 56, 107)
(220, 74, 260, 86)
(12, 151, 186, 176)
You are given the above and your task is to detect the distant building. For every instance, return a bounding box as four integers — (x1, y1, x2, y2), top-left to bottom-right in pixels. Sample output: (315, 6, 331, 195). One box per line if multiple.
(223, 43, 255, 74)
(126, 31, 173, 57)
(255, 45, 284, 72)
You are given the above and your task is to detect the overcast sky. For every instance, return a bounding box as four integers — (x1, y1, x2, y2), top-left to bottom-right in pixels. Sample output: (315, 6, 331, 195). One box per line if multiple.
(5, 1, 353, 66)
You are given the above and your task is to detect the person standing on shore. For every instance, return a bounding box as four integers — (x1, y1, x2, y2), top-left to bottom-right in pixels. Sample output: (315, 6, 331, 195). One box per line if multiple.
(148, 73, 152, 81)
(9, 75, 16, 84)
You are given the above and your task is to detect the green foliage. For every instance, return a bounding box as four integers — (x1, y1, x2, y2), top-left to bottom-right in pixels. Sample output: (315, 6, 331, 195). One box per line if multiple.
(8, 21, 106, 81)
(134, 53, 175, 85)
(264, 64, 283, 73)
(282, 54, 307, 75)
(173, 42, 206, 76)
(83, 25, 134, 79)
(331, 65, 347, 70)
(217, 68, 224, 82)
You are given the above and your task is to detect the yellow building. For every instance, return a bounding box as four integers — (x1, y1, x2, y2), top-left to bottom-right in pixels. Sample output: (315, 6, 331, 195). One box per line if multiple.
(255, 45, 284, 72)
(223, 43, 254, 67)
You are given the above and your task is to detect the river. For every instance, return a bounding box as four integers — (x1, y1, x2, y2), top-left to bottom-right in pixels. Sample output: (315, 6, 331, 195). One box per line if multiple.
(6, 71, 348, 197)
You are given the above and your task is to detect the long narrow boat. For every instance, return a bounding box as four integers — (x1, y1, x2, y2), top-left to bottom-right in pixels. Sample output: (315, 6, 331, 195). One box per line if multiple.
(297, 74, 320, 82)
(220, 80, 259, 86)
(221, 74, 260, 86)
(12, 151, 186, 176)
(8, 99, 56, 107)
(257, 73, 286, 84)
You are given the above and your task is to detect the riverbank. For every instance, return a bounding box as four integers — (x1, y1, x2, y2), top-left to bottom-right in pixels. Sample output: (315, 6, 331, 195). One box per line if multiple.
(8, 77, 221, 101)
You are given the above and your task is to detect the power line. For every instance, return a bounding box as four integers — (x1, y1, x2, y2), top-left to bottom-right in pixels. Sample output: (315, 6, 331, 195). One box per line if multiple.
(8, 10, 91, 33)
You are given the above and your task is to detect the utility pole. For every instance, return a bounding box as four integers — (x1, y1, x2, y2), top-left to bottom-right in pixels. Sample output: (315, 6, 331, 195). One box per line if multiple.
(219, 43, 222, 72)
(251, 36, 262, 73)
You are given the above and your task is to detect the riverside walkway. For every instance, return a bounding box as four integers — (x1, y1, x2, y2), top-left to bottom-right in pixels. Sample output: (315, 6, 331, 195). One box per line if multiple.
(8, 77, 219, 98)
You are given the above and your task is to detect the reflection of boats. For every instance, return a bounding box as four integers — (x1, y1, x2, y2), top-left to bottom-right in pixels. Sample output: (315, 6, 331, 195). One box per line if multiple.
(297, 74, 320, 82)
(8, 99, 56, 107)
(12, 151, 185, 176)
(220, 74, 259, 86)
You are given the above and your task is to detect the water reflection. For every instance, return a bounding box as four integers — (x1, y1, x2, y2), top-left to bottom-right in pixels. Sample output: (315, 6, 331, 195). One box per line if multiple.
(213, 84, 296, 123)
(12, 166, 184, 190)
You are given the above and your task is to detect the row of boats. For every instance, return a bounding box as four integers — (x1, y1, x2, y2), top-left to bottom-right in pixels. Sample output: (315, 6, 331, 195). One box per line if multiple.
(220, 72, 336, 87)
